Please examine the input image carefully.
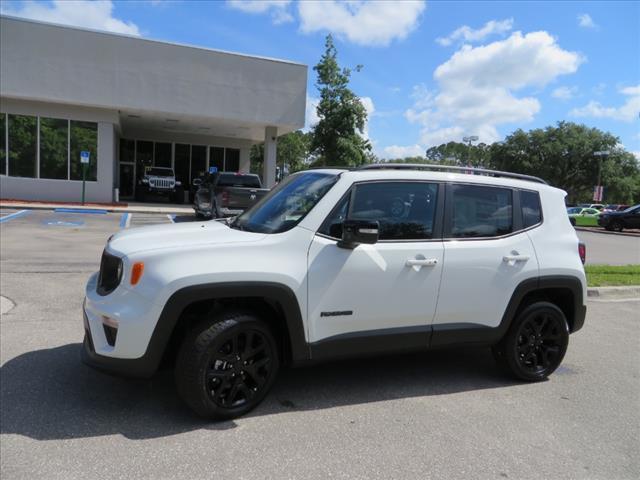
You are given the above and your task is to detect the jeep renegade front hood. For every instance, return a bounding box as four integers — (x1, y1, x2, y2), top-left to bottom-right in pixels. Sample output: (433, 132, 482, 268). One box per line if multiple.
(107, 220, 266, 256)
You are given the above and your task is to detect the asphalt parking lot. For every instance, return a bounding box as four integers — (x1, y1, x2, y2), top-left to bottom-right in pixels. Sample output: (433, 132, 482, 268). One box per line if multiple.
(1, 209, 639, 480)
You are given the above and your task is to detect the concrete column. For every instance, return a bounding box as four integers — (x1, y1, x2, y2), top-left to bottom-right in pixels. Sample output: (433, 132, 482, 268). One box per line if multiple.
(239, 146, 251, 173)
(263, 126, 277, 188)
(97, 122, 115, 202)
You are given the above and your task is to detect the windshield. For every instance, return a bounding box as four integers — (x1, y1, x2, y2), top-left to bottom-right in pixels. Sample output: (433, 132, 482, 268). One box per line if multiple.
(231, 171, 339, 234)
(623, 204, 640, 213)
(146, 168, 174, 176)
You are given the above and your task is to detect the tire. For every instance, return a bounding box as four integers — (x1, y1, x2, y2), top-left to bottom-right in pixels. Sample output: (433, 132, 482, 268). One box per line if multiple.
(175, 311, 280, 420)
(611, 220, 623, 232)
(492, 301, 569, 382)
(569, 218, 576, 226)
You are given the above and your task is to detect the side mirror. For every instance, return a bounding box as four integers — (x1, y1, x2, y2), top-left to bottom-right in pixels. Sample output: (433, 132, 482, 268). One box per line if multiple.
(192, 178, 202, 187)
(338, 219, 379, 249)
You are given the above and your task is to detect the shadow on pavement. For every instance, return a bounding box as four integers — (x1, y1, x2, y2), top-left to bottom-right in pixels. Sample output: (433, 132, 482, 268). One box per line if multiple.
(1, 343, 521, 441)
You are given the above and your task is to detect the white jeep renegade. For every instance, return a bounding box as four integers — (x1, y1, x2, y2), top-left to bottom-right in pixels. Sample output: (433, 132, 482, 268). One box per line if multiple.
(82, 164, 587, 419)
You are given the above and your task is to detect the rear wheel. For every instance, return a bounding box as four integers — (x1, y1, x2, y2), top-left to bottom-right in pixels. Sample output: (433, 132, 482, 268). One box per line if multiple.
(492, 301, 569, 381)
(175, 311, 279, 420)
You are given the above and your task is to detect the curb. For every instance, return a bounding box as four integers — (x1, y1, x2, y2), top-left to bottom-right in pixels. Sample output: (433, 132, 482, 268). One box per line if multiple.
(0, 202, 194, 215)
(587, 286, 640, 299)
(575, 227, 640, 238)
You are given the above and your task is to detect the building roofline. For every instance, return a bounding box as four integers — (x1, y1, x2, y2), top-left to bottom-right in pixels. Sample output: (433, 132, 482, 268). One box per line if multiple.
(0, 14, 307, 68)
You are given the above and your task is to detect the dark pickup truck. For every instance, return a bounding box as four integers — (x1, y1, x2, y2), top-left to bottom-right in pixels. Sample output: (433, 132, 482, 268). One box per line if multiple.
(193, 172, 269, 219)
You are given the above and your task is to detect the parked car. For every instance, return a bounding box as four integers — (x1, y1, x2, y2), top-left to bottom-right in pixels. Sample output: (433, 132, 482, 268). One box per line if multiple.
(135, 167, 184, 203)
(82, 164, 586, 420)
(602, 204, 630, 213)
(597, 204, 640, 231)
(193, 172, 269, 219)
(567, 207, 600, 226)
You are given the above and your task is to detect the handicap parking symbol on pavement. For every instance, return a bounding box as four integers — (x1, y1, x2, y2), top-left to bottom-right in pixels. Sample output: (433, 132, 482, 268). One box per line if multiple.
(43, 219, 85, 227)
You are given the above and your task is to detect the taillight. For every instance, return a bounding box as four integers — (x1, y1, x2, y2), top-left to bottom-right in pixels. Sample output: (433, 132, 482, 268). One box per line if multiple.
(221, 191, 229, 207)
(578, 242, 586, 264)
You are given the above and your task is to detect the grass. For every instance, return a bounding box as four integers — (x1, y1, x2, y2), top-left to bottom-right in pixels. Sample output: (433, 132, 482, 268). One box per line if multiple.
(585, 264, 640, 287)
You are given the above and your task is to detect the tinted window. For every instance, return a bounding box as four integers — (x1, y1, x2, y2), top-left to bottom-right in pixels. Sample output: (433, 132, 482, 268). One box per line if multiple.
(191, 145, 207, 180)
(451, 185, 512, 238)
(70, 121, 97, 181)
(210, 146, 224, 172)
(346, 182, 438, 240)
(0, 113, 6, 175)
(8, 114, 37, 178)
(319, 193, 350, 238)
(226, 148, 240, 171)
(521, 190, 542, 228)
(217, 174, 261, 188)
(40, 117, 68, 179)
(174, 143, 190, 187)
(154, 142, 172, 168)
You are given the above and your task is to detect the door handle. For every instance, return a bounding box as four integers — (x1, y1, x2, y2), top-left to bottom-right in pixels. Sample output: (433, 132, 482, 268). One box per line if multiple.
(406, 258, 439, 267)
(502, 254, 530, 263)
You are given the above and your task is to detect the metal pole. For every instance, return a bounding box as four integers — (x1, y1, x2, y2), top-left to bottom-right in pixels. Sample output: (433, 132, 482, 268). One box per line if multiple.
(82, 163, 87, 205)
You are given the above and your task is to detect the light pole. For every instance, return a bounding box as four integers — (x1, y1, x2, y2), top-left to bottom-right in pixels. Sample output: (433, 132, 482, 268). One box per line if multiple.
(462, 135, 479, 167)
(593, 150, 609, 202)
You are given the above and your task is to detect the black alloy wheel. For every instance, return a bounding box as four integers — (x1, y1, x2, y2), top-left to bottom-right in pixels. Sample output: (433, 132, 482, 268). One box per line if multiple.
(493, 301, 569, 381)
(205, 329, 273, 409)
(175, 312, 280, 420)
(611, 220, 623, 232)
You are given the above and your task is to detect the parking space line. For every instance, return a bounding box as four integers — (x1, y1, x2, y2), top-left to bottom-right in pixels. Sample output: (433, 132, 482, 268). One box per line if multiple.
(0, 210, 30, 223)
(54, 208, 108, 215)
(119, 213, 132, 229)
(167, 214, 176, 223)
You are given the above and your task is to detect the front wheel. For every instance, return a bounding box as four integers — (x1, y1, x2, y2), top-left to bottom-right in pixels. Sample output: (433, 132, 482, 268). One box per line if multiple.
(492, 301, 569, 382)
(175, 311, 280, 420)
(611, 220, 623, 232)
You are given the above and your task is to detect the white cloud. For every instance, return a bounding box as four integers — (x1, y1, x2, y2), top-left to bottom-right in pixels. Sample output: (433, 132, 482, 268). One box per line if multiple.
(570, 85, 640, 122)
(359, 96, 375, 140)
(578, 13, 598, 29)
(383, 144, 424, 158)
(552, 86, 578, 100)
(406, 31, 583, 147)
(304, 95, 320, 131)
(298, 0, 425, 46)
(0, 0, 140, 35)
(227, 0, 293, 24)
(632, 151, 640, 160)
(436, 18, 513, 46)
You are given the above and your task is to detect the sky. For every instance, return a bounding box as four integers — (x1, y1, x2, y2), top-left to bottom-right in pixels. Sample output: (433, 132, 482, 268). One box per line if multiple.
(2, 0, 639, 159)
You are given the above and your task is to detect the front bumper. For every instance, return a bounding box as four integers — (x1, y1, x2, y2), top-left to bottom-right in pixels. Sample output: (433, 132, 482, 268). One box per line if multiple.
(82, 312, 156, 378)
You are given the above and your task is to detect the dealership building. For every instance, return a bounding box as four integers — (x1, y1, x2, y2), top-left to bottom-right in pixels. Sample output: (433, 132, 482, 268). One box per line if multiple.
(0, 16, 307, 203)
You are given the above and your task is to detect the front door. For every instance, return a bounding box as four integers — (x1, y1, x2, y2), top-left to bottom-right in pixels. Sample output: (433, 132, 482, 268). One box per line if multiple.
(307, 181, 444, 358)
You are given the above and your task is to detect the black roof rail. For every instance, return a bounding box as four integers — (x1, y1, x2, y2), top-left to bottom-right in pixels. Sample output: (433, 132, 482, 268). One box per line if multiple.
(357, 163, 548, 185)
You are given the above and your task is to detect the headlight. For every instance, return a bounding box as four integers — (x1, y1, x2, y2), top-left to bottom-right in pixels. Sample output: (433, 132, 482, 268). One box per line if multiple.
(142, 178, 149, 184)
(199, 202, 211, 208)
(175, 180, 182, 186)
(97, 250, 123, 296)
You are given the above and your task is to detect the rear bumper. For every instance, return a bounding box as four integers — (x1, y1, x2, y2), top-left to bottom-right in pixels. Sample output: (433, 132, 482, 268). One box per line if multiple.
(572, 304, 587, 333)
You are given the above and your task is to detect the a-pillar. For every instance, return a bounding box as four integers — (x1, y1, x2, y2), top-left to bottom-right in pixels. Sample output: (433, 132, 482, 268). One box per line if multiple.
(263, 126, 277, 188)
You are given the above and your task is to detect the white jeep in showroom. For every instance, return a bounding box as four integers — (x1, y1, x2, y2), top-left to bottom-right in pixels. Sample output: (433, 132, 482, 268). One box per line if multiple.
(82, 164, 587, 419)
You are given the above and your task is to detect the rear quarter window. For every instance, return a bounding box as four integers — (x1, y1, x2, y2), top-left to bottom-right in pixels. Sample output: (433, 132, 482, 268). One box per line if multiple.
(521, 190, 542, 228)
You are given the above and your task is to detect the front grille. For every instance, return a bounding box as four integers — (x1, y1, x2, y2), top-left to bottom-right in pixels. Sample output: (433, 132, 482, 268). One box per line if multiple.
(150, 178, 174, 189)
(97, 250, 123, 296)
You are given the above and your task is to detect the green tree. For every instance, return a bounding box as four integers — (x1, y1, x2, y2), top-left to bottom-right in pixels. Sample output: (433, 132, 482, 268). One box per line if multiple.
(425, 142, 491, 167)
(250, 130, 312, 178)
(490, 122, 639, 204)
(310, 35, 371, 166)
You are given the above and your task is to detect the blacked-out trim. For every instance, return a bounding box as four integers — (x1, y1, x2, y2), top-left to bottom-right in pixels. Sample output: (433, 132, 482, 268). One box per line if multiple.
(82, 282, 309, 378)
(309, 325, 431, 362)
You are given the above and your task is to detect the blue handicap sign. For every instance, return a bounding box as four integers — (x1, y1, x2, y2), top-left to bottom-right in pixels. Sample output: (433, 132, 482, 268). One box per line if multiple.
(209, 166, 218, 174)
(80, 151, 90, 164)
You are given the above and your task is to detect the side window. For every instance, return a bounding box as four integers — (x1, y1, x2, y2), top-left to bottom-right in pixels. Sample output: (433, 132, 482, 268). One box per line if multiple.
(320, 182, 439, 240)
(521, 190, 542, 228)
(451, 184, 513, 238)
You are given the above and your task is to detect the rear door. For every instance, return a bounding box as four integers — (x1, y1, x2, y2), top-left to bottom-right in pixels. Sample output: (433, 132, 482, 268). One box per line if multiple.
(433, 184, 539, 337)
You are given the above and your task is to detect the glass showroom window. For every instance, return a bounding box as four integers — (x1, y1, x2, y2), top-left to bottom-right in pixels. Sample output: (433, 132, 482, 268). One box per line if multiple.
(70, 121, 98, 181)
(40, 117, 69, 179)
(8, 114, 37, 178)
(0, 113, 6, 175)
(154, 142, 172, 168)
